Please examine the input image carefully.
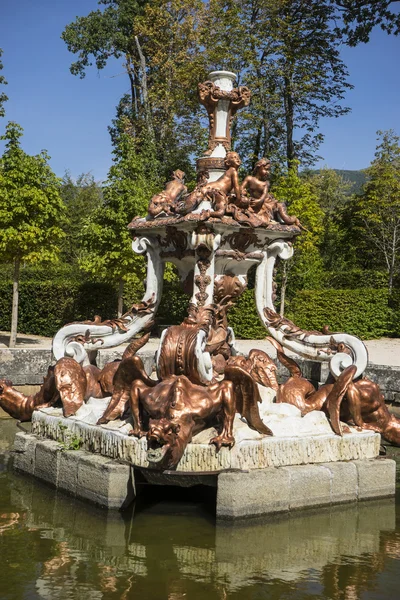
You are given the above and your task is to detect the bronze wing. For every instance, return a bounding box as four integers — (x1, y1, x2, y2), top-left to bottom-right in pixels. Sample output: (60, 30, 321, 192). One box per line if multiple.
(224, 365, 273, 436)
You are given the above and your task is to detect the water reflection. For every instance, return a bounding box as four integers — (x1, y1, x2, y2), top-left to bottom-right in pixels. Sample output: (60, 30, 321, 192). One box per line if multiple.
(1, 420, 400, 599)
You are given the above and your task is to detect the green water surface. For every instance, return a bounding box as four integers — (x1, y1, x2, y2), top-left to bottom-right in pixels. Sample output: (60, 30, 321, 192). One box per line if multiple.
(1, 418, 400, 600)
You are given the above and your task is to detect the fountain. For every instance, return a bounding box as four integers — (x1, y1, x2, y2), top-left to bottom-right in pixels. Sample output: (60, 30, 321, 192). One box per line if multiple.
(1, 72, 397, 518)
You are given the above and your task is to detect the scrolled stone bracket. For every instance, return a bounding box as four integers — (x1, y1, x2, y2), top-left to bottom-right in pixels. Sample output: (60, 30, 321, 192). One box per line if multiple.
(52, 236, 164, 365)
(254, 239, 368, 379)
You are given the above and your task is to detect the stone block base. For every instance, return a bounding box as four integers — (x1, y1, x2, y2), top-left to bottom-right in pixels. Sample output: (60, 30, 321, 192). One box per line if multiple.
(12, 432, 135, 510)
(216, 459, 396, 519)
(12, 432, 395, 517)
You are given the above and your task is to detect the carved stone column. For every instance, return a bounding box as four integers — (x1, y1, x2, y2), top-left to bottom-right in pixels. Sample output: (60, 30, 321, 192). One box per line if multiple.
(197, 71, 250, 182)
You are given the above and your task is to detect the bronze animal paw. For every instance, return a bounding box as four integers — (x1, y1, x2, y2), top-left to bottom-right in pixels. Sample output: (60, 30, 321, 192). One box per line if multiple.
(128, 427, 147, 438)
(210, 434, 235, 451)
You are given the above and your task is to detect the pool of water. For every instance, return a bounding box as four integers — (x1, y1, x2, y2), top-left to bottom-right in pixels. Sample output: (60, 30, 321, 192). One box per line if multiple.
(1, 417, 400, 600)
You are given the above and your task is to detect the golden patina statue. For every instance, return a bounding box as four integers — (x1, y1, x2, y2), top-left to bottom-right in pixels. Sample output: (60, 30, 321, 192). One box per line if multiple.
(1, 69, 394, 484)
(148, 169, 187, 218)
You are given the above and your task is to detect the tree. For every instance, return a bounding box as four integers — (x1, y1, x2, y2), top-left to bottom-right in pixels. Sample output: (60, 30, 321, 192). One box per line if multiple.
(309, 168, 352, 271)
(63, 1, 400, 174)
(350, 130, 400, 292)
(60, 171, 103, 263)
(272, 164, 325, 313)
(79, 128, 161, 316)
(0, 48, 8, 118)
(203, 0, 352, 170)
(331, 0, 400, 46)
(62, 0, 207, 180)
(0, 123, 66, 346)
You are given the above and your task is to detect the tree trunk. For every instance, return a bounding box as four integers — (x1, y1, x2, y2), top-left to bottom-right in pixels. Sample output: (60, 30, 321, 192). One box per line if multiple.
(134, 35, 155, 142)
(117, 279, 124, 318)
(280, 261, 288, 317)
(283, 75, 296, 171)
(252, 121, 263, 169)
(10, 256, 20, 347)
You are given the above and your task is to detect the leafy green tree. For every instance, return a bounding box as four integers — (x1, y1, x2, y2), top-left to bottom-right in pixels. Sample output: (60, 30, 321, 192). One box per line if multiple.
(62, 1, 400, 174)
(0, 122, 66, 346)
(60, 171, 103, 263)
(0, 48, 8, 118)
(62, 0, 206, 179)
(273, 164, 325, 313)
(349, 130, 400, 292)
(203, 0, 352, 170)
(308, 168, 352, 271)
(79, 129, 161, 316)
(331, 0, 400, 45)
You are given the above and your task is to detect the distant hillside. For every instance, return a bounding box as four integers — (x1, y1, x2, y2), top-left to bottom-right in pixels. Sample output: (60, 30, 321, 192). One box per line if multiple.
(310, 169, 366, 195)
(333, 169, 366, 194)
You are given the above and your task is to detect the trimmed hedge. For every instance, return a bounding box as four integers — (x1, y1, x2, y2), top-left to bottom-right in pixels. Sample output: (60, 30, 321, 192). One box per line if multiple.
(0, 279, 398, 340)
(286, 288, 399, 340)
(227, 290, 266, 339)
(0, 281, 118, 337)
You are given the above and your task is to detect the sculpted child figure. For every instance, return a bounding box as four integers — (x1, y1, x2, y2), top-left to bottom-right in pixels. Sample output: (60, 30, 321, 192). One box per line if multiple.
(177, 151, 242, 217)
(148, 169, 187, 218)
(234, 157, 303, 228)
(229, 157, 276, 226)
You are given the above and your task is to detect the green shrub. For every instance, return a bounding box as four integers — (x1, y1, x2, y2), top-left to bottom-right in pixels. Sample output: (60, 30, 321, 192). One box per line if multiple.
(228, 290, 266, 339)
(1, 276, 398, 341)
(157, 281, 190, 326)
(286, 288, 394, 340)
(0, 281, 118, 337)
(320, 269, 388, 290)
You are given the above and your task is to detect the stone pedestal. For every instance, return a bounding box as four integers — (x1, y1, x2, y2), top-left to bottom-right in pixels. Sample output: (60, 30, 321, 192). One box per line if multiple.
(12, 430, 395, 517)
(11, 407, 396, 516)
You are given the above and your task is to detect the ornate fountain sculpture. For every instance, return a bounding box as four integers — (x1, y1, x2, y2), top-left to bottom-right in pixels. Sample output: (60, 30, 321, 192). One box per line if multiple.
(1, 71, 398, 474)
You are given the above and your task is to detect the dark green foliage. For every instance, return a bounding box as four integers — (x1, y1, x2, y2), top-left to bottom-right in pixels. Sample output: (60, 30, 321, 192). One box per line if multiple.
(156, 281, 188, 328)
(309, 169, 366, 195)
(320, 270, 388, 290)
(228, 290, 266, 339)
(286, 289, 397, 340)
(333, 1, 400, 46)
(1, 276, 398, 341)
(0, 281, 118, 337)
(332, 170, 366, 195)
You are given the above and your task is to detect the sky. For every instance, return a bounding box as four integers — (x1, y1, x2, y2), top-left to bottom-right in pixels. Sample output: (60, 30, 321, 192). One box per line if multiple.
(1, 0, 400, 182)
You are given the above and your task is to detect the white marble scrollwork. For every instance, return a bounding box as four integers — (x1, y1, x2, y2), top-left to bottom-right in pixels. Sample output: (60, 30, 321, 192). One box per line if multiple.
(52, 236, 164, 364)
(254, 239, 368, 379)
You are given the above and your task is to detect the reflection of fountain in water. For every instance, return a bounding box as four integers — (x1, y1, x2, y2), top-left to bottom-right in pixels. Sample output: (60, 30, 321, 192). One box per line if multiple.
(4, 464, 399, 599)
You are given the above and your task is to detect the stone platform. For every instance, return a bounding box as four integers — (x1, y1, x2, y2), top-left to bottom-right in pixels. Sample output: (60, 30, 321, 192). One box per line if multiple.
(9, 399, 396, 518)
(12, 431, 395, 518)
(30, 402, 381, 472)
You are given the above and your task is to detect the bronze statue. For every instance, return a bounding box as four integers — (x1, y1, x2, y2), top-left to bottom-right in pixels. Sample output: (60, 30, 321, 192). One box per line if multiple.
(328, 365, 400, 445)
(270, 337, 400, 445)
(0, 334, 151, 421)
(148, 169, 187, 218)
(128, 366, 272, 470)
(227, 349, 279, 391)
(0, 358, 100, 421)
(177, 151, 241, 217)
(0, 366, 59, 422)
(97, 303, 276, 470)
(228, 157, 304, 228)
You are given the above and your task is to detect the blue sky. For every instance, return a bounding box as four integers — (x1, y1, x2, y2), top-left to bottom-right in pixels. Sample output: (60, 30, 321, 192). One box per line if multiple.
(1, 0, 400, 182)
